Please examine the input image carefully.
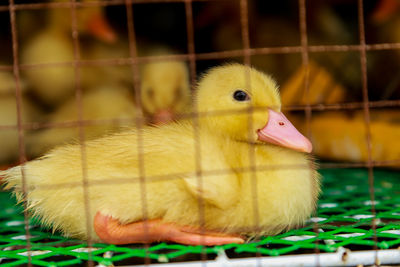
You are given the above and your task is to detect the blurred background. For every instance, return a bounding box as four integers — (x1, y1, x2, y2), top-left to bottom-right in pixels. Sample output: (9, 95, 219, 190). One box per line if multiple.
(0, 0, 399, 167)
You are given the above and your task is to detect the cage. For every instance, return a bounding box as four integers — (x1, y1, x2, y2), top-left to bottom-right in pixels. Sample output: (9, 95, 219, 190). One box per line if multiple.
(0, 0, 399, 266)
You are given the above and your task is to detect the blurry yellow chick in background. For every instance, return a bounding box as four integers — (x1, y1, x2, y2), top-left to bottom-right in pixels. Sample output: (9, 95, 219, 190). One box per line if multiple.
(281, 61, 400, 166)
(22, 11, 190, 155)
(140, 60, 190, 124)
(0, 72, 42, 165)
(86, 43, 191, 124)
(21, 2, 116, 107)
(27, 86, 137, 157)
(24, 47, 190, 157)
(305, 111, 400, 165)
(372, 0, 400, 58)
(281, 61, 346, 107)
(2, 64, 319, 245)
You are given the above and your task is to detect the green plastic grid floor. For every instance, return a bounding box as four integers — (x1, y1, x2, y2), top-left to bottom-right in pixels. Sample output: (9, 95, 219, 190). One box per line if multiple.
(0, 168, 399, 266)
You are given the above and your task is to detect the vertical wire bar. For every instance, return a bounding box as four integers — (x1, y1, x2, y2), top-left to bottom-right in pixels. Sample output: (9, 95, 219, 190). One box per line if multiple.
(239, 0, 261, 263)
(239, 0, 250, 67)
(357, 0, 378, 262)
(184, 0, 207, 261)
(8, 1, 32, 266)
(124, 0, 150, 264)
(298, 0, 320, 265)
(298, 0, 312, 141)
(69, 1, 94, 265)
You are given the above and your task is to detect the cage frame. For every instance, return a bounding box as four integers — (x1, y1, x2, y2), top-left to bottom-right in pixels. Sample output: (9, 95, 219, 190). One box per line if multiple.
(0, 0, 399, 266)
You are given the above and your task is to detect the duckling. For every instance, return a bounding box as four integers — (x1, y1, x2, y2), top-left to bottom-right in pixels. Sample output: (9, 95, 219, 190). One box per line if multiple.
(27, 86, 136, 157)
(86, 42, 191, 124)
(306, 111, 400, 164)
(371, 0, 400, 24)
(281, 61, 346, 107)
(0, 96, 39, 164)
(21, 3, 116, 106)
(0, 72, 42, 164)
(2, 64, 320, 245)
(83, 40, 131, 88)
(140, 59, 190, 124)
(25, 47, 189, 155)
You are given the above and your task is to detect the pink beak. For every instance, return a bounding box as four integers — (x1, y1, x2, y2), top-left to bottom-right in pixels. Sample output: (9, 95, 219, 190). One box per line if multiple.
(257, 109, 312, 153)
(153, 109, 174, 125)
(87, 13, 117, 43)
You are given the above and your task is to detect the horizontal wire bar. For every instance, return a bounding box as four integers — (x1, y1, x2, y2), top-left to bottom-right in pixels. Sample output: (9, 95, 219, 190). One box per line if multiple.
(1, 43, 399, 71)
(0, 0, 233, 12)
(0, 99, 399, 130)
(15, 159, 400, 193)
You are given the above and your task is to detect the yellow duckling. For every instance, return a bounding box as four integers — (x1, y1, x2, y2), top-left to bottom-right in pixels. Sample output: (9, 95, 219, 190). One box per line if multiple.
(2, 64, 319, 245)
(281, 61, 346, 107)
(140, 60, 190, 124)
(21, 2, 116, 106)
(0, 72, 42, 164)
(27, 86, 136, 157)
(305, 111, 400, 164)
(87, 43, 191, 124)
(25, 45, 189, 156)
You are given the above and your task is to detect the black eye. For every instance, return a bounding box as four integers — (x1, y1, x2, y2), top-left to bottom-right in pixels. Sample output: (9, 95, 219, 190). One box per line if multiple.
(233, 90, 250, 101)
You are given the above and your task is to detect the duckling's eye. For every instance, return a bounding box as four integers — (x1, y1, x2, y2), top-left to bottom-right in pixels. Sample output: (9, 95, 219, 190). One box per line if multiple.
(233, 90, 250, 101)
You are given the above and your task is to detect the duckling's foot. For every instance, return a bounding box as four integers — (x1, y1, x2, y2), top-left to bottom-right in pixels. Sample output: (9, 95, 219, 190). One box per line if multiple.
(94, 212, 244, 245)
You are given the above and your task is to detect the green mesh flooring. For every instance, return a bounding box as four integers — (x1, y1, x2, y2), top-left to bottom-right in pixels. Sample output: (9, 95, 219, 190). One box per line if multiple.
(1, 168, 399, 266)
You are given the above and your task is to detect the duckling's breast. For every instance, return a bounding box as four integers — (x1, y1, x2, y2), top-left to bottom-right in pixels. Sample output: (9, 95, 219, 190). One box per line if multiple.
(203, 146, 319, 236)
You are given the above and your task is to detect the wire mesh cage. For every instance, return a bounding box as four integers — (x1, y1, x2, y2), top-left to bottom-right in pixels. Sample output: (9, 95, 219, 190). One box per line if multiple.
(0, 0, 399, 266)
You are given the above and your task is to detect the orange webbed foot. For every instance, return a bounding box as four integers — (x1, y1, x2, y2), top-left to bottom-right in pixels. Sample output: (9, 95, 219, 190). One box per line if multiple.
(94, 212, 244, 246)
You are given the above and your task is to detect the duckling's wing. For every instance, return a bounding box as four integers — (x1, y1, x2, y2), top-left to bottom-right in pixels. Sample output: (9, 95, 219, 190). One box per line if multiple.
(183, 151, 239, 209)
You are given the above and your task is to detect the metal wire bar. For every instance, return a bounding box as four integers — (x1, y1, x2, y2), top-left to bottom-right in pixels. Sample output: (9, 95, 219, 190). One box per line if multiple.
(183, 0, 209, 261)
(357, 0, 378, 264)
(7, 0, 32, 266)
(124, 0, 151, 263)
(239, 0, 262, 263)
(1, 42, 399, 71)
(298, 0, 320, 265)
(69, 0, 94, 265)
(0, 0, 233, 12)
(15, 159, 400, 193)
(1, 99, 400, 131)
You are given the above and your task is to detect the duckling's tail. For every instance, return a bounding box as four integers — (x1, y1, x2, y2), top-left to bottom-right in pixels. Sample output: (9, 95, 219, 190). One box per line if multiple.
(0, 166, 24, 197)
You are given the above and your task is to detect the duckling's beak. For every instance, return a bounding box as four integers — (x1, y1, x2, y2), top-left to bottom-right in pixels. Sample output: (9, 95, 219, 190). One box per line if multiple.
(86, 13, 117, 43)
(153, 109, 174, 125)
(257, 109, 312, 153)
(372, 0, 399, 24)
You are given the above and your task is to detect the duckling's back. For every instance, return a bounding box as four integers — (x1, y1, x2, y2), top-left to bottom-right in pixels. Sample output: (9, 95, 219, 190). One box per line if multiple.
(2, 124, 203, 240)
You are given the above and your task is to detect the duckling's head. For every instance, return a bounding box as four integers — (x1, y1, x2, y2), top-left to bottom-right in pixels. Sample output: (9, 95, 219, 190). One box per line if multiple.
(140, 61, 190, 124)
(196, 64, 312, 153)
(48, 2, 116, 43)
